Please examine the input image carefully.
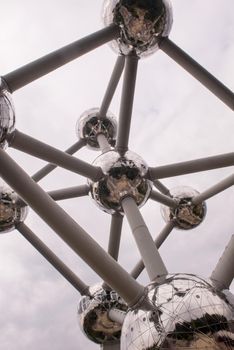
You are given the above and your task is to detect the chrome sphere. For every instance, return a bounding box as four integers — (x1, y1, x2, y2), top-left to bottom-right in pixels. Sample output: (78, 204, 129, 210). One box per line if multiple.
(0, 78, 15, 149)
(78, 284, 127, 344)
(76, 108, 117, 150)
(0, 185, 28, 233)
(121, 274, 234, 350)
(89, 150, 152, 214)
(102, 0, 173, 57)
(161, 186, 207, 230)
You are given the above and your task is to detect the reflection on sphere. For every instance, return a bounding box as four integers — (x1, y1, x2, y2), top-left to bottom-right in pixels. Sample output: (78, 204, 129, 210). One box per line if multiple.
(78, 284, 127, 344)
(76, 108, 117, 150)
(89, 150, 152, 214)
(121, 274, 234, 350)
(161, 186, 207, 230)
(0, 78, 15, 149)
(102, 0, 173, 57)
(0, 184, 28, 233)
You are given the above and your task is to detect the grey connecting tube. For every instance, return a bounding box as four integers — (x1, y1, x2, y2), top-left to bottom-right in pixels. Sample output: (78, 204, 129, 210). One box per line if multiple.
(0, 149, 145, 307)
(17, 223, 90, 295)
(2, 24, 119, 92)
(159, 37, 234, 110)
(210, 235, 234, 290)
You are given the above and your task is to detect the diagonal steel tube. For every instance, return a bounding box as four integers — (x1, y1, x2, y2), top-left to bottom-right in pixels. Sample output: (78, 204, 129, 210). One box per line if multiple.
(47, 184, 90, 201)
(107, 214, 123, 261)
(210, 235, 234, 290)
(116, 54, 139, 155)
(10, 130, 102, 181)
(150, 189, 178, 208)
(0, 149, 144, 307)
(32, 139, 86, 182)
(159, 38, 234, 110)
(148, 152, 234, 180)
(192, 174, 234, 205)
(153, 180, 170, 196)
(131, 220, 175, 279)
(99, 55, 125, 119)
(17, 223, 90, 295)
(2, 25, 119, 92)
(122, 196, 168, 281)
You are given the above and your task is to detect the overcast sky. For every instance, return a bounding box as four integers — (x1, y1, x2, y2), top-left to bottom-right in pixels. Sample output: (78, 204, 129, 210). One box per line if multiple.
(0, 1, 234, 349)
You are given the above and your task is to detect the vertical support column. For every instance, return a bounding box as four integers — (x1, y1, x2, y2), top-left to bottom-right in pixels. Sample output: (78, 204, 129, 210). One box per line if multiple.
(116, 54, 138, 155)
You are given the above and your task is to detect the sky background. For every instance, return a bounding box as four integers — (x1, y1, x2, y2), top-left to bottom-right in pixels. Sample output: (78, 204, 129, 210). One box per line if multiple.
(0, 1, 234, 349)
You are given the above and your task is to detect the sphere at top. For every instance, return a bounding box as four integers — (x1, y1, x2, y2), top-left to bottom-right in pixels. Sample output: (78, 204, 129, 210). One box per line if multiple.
(102, 0, 173, 57)
(76, 108, 117, 150)
(88, 150, 152, 214)
(161, 186, 207, 230)
(0, 78, 15, 149)
(0, 184, 28, 233)
(77, 284, 127, 345)
(121, 274, 234, 350)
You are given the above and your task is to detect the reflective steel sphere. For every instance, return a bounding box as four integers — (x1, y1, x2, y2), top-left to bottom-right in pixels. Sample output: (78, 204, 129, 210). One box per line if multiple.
(76, 108, 117, 150)
(77, 284, 127, 344)
(161, 186, 207, 230)
(0, 185, 28, 233)
(0, 78, 15, 149)
(102, 0, 173, 57)
(89, 150, 152, 214)
(121, 274, 234, 350)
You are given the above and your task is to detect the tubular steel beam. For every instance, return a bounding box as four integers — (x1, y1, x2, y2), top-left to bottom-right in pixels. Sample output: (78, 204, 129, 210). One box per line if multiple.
(122, 196, 168, 281)
(131, 220, 175, 279)
(101, 343, 120, 350)
(210, 235, 234, 290)
(0, 149, 144, 307)
(10, 130, 102, 181)
(32, 139, 86, 182)
(192, 174, 234, 205)
(2, 25, 119, 92)
(97, 134, 112, 153)
(17, 223, 90, 295)
(108, 308, 126, 325)
(116, 54, 139, 155)
(148, 153, 234, 180)
(153, 180, 170, 196)
(159, 38, 234, 110)
(99, 55, 125, 119)
(47, 184, 90, 201)
(107, 214, 123, 261)
(150, 189, 178, 208)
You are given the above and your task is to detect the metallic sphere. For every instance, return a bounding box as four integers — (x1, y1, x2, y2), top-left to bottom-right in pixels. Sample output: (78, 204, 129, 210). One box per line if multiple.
(0, 78, 15, 149)
(76, 108, 117, 150)
(121, 274, 234, 350)
(0, 184, 28, 233)
(77, 284, 127, 345)
(89, 150, 152, 214)
(161, 186, 207, 230)
(102, 0, 173, 57)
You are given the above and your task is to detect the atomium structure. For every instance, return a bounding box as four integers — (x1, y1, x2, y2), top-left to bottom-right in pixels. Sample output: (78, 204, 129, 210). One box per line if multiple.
(0, 0, 234, 349)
